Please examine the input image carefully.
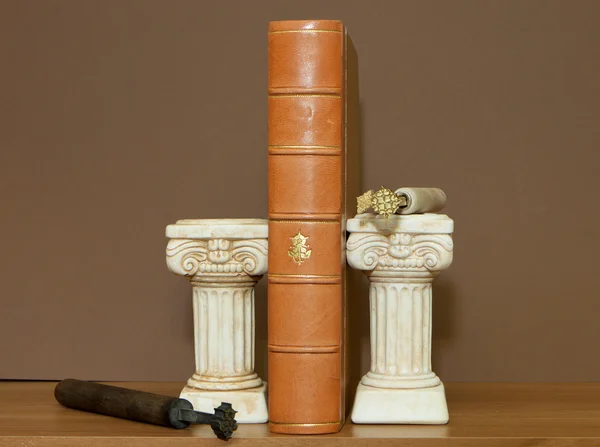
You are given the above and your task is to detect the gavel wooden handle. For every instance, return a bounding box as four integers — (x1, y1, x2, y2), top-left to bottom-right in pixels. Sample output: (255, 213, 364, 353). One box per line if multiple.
(54, 378, 194, 429)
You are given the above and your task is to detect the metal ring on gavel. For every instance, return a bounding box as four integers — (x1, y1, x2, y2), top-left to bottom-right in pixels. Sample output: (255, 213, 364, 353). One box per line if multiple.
(356, 186, 447, 217)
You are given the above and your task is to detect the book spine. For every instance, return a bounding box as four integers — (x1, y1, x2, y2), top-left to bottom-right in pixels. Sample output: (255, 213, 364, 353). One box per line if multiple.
(267, 19, 346, 435)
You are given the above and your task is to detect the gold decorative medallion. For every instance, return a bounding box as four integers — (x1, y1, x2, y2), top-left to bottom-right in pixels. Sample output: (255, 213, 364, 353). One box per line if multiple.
(372, 186, 402, 217)
(356, 186, 407, 218)
(356, 190, 373, 214)
(288, 231, 312, 265)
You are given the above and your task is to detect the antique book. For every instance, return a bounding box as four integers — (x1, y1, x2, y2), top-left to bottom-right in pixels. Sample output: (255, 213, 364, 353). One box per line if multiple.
(267, 19, 350, 435)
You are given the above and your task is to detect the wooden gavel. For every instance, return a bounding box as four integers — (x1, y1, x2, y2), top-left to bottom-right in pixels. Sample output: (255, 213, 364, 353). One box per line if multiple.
(54, 379, 238, 440)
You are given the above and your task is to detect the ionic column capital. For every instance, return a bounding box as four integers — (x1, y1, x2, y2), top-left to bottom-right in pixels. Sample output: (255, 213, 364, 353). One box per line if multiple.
(346, 214, 454, 277)
(166, 238, 268, 280)
(166, 219, 268, 281)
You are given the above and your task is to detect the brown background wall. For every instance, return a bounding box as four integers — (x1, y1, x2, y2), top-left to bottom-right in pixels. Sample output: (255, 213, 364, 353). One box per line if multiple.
(1, 0, 599, 383)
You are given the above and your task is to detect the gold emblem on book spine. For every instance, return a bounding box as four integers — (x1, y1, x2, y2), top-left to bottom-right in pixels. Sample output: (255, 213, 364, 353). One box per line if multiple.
(288, 231, 312, 265)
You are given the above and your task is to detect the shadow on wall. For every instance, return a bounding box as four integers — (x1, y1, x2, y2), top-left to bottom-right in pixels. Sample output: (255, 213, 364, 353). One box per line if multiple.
(344, 33, 365, 414)
(431, 277, 458, 379)
(346, 269, 370, 410)
(255, 279, 268, 382)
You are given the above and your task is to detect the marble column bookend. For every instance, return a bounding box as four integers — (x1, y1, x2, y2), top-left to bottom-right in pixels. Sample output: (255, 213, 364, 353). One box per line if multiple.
(346, 213, 454, 424)
(166, 219, 268, 423)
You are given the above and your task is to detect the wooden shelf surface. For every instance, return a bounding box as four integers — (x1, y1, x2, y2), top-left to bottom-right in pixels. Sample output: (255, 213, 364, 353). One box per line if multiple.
(1, 382, 599, 446)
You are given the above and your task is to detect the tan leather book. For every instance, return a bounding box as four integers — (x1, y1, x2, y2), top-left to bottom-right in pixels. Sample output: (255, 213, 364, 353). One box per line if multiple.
(267, 19, 347, 435)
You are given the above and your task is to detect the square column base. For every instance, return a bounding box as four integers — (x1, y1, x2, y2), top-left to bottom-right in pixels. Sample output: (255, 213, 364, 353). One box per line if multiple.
(351, 382, 449, 424)
(180, 383, 268, 424)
